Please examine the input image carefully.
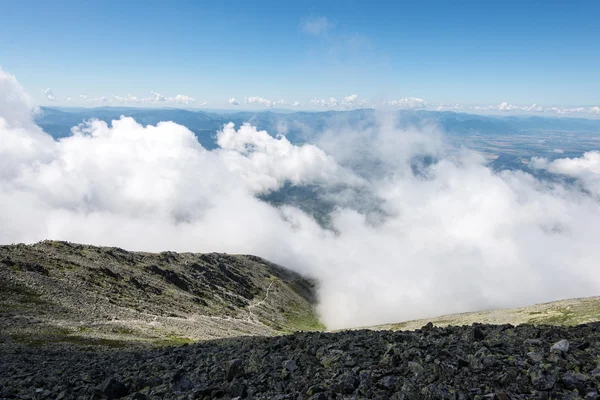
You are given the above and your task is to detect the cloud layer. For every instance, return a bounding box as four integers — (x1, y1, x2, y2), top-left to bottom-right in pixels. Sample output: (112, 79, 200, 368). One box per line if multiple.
(42, 86, 600, 116)
(3, 69, 600, 329)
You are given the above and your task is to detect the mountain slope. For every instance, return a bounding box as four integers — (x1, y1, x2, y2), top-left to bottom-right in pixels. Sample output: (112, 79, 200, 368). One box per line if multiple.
(0, 241, 322, 348)
(369, 296, 600, 332)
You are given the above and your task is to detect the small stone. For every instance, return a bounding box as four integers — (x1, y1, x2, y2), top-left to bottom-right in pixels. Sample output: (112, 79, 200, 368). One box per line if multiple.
(422, 322, 434, 330)
(398, 383, 420, 400)
(496, 392, 510, 400)
(228, 380, 246, 398)
(99, 377, 129, 400)
(226, 359, 244, 381)
(530, 367, 557, 391)
(282, 359, 297, 373)
(551, 339, 570, 353)
(561, 371, 589, 391)
(527, 351, 544, 363)
(172, 375, 193, 392)
(473, 326, 486, 341)
(408, 361, 424, 375)
(307, 385, 327, 396)
(339, 372, 358, 394)
(379, 375, 397, 391)
(524, 338, 543, 346)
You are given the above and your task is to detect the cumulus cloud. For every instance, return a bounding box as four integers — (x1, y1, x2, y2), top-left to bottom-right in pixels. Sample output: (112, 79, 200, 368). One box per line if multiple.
(301, 16, 333, 36)
(245, 96, 272, 107)
(151, 91, 166, 102)
(42, 88, 56, 101)
(309, 97, 338, 107)
(173, 94, 199, 105)
(3, 68, 600, 329)
(387, 97, 426, 109)
(340, 94, 370, 109)
(228, 97, 240, 105)
(244, 96, 286, 108)
(532, 152, 600, 197)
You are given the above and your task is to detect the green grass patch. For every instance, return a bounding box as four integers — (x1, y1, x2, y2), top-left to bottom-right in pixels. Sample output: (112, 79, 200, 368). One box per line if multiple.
(152, 334, 195, 347)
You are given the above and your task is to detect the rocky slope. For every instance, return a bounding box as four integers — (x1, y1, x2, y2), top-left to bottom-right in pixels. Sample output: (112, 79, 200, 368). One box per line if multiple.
(0, 241, 322, 348)
(4, 241, 600, 399)
(3, 322, 600, 399)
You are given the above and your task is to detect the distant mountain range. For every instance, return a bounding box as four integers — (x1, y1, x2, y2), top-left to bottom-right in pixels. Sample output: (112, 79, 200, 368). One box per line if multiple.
(36, 107, 600, 150)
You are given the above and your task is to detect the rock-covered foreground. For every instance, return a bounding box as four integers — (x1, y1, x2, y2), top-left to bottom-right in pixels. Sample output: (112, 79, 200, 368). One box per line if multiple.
(3, 322, 600, 399)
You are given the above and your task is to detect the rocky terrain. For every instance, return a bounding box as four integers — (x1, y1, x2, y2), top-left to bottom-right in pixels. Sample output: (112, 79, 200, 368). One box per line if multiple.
(4, 241, 600, 399)
(0, 241, 322, 348)
(3, 322, 600, 399)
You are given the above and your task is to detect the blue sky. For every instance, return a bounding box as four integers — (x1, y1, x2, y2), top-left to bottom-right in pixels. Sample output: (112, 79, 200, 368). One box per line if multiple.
(1, 0, 599, 113)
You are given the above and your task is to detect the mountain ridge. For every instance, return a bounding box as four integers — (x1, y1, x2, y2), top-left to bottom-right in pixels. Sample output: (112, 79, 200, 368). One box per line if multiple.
(0, 240, 322, 349)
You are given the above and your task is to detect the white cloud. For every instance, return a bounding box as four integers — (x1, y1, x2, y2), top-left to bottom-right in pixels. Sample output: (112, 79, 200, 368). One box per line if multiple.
(309, 97, 338, 107)
(113, 94, 140, 103)
(3, 68, 600, 329)
(471, 102, 599, 116)
(245, 96, 275, 108)
(76, 92, 201, 105)
(216, 123, 361, 193)
(522, 104, 544, 112)
(42, 88, 56, 101)
(301, 16, 333, 36)
(150, 91, 166, 102)
(172, 94, 197, 105)
(387, 97, 426, 109)
(340, 94, 371, 109)
(228, 97, 240, 105)
(342, 94, 358, 106)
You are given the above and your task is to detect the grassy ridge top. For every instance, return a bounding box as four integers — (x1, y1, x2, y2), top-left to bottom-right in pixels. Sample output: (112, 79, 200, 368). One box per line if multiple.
(369, 296, 600, 332)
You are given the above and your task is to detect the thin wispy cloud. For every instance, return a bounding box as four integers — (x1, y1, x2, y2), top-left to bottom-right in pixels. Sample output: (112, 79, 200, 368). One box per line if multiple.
(76, 92, 201, 105)
(301, 16, 334, 36)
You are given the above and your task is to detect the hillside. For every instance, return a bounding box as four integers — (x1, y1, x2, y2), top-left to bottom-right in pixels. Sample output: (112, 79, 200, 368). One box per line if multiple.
(0, 241, 322, 349)
(370, 296, 600, 332)
(3, 242, 600, 398)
